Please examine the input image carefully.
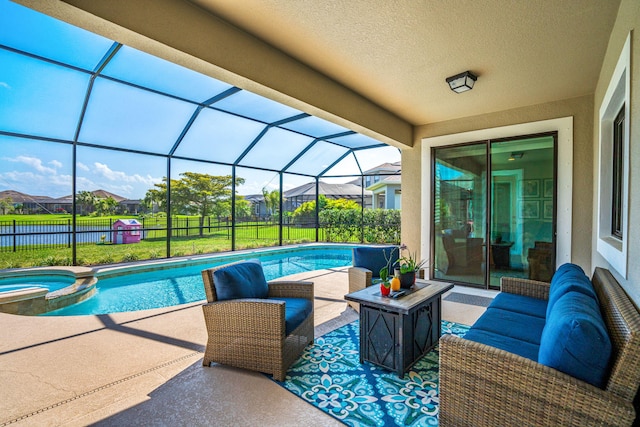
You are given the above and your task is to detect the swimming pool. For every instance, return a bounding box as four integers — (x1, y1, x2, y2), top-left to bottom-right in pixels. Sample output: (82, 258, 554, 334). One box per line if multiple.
(0, 275, 75, 293)
(42, 245, 354, 316)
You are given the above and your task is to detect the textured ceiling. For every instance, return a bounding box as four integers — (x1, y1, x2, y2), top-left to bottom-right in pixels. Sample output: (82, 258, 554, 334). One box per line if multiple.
(188, 0, 620, 125)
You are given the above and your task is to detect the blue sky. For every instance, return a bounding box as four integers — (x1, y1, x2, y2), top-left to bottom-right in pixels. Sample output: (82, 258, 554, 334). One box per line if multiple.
(0, 0, 399, 200)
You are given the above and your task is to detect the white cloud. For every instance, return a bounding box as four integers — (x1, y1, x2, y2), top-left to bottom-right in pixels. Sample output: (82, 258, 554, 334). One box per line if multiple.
(76, 162, 90, 171)
(0, 170, 37, 183)
(92, 162, 159, 187)
(0, 82, 10, 90)
(104, 184, 135, 196)
(49, 160, 63, 169)
(0, 170, 71, 198)
(6, 155, 56, 174)
(75, 176, 96, 192)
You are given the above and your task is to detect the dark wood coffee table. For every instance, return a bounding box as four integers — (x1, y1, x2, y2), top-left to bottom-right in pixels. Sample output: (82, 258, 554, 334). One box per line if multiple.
(344, 279, 454, 377)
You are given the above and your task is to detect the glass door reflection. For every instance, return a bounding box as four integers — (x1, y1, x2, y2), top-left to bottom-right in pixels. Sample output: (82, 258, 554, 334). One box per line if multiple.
(432, 133, 557, 289)
(489, 137, 556, 288)
(433, 143, 487, 286)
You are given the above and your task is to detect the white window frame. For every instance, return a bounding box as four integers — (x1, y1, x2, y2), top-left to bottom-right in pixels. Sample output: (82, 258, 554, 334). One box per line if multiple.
(597, 33, 631, 278)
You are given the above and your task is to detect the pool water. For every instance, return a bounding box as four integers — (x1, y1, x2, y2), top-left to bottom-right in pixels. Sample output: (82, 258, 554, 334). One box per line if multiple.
(43, 246, 353, 316)
(0, 276, 75, 293)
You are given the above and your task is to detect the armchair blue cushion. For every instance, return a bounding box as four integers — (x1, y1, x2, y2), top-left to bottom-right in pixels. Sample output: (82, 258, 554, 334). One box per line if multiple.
(352, 245, 399, 278)
(274, 297, 314, 335)
(213, 259, 269, 301)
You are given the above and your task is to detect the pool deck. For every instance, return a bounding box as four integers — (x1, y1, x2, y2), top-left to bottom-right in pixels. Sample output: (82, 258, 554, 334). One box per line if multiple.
(0, 266, 495, 426)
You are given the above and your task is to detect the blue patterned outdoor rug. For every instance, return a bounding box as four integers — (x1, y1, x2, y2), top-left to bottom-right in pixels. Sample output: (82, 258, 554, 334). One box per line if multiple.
(274, 320, 470, 426)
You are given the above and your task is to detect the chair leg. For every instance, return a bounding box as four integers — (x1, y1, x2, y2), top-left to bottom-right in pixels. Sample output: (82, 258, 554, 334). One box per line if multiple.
(202, 346, 214, 367)
(273, 370, 285, 382)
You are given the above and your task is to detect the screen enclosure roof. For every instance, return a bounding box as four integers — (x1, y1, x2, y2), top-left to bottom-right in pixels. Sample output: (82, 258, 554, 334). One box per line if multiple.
(0, 0, 398, 180)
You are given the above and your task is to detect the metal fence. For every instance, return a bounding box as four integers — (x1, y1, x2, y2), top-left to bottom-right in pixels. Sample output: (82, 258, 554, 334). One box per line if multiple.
(0, 216, 399, 255)
(0, 217, 226, 251)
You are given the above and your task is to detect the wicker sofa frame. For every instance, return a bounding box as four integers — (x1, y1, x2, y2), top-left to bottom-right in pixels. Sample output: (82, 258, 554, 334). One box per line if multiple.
(439, 267, 640, 426)
(201, 262, 314, 381)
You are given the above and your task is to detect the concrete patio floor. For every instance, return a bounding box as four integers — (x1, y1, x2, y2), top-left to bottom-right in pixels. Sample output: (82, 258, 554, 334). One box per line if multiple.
(0, 266, 495, 426)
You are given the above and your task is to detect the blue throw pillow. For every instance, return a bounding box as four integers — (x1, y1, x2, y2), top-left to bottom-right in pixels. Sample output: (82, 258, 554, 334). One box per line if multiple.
(539, 291, 612, 388)
(546, 263, 597, 318)
(213, 259, 269, 301)
(352, 246, 398, 278)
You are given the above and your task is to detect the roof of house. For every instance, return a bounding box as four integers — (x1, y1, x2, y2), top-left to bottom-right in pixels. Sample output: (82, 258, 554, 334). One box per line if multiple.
(0, 189, 138, 204)
(364, 162, 401, 174)
(68, 190, 127, 202)
(284, 181, 372, 198)
(0, 190, 53, 203)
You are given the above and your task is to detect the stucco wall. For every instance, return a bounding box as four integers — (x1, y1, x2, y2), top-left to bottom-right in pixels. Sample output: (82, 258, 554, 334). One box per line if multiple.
(591, 0, 640, 305)
(405, 95, 594, 275)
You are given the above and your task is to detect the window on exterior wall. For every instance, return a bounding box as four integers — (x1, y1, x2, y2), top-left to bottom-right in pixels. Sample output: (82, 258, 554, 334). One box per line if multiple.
(611, 105, 625, 239)
(597, 33, 630, 278)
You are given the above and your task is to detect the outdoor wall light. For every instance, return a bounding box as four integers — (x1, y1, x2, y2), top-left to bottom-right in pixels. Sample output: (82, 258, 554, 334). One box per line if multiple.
(446, 71, 478, 93)
(508, 152, 524, 161)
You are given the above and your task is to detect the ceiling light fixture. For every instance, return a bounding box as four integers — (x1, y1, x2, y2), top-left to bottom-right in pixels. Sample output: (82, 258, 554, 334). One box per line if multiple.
(508, 152, 524, 161)
(446, 71, 478, 93)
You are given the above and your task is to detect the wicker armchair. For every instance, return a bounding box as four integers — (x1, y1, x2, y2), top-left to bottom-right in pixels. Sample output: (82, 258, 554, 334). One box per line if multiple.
(201, 260, 314, 381)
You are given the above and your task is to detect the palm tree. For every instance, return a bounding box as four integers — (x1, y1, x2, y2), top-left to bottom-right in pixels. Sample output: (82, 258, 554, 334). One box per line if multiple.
(76, 191, 97, 215)
(262, 187, 280, 219)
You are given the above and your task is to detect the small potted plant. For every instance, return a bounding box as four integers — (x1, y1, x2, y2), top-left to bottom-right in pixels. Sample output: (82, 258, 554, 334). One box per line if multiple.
(379, 266, 391, 296)
(378, 247, 400, 296)
(395, 243, 428, 288)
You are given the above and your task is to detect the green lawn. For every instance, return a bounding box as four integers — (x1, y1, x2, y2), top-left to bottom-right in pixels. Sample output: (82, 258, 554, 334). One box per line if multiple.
(0, 217, 327, 268)
(0, 213, 388, 268)
(0, 234, 324, 269)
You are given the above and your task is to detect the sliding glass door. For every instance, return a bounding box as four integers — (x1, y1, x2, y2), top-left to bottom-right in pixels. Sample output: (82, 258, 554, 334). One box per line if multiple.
(433, 143, 487, 286)
(432, 133, 556, 289)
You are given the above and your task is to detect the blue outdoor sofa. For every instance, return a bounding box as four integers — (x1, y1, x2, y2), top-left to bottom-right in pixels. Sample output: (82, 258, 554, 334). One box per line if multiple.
(439, 264, 640, 426)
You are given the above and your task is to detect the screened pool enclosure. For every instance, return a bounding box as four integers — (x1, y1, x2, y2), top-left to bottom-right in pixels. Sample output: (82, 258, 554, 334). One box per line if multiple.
(0, 1, 401, 267)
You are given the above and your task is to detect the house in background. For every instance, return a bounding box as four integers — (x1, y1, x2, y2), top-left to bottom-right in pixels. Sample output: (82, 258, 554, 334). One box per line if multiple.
(284, 181, 372, 211)
(244, 181, 373, 219)
(0, 190, 142, 215)
(0, 190, 56, 214)
(349, 162, 402, 209)
(245, 161, 403, 216)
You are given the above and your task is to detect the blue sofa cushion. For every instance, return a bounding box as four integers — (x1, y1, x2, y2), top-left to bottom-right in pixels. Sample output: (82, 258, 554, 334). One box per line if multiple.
(271, 297, 313, 335)
(539, 291, 612, 388)
(471, 307, 546, 345)
(352, 246, 399, 278)
(213, 259, 269, 301)
(463, 329, 540, 362)
(490, 292, 547, 319)
(546, 263, 597, 318)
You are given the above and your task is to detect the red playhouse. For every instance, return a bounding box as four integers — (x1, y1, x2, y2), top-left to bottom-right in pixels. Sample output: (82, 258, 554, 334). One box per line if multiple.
(112, 219, 141, 244)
